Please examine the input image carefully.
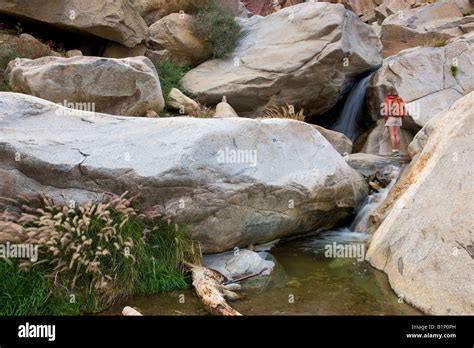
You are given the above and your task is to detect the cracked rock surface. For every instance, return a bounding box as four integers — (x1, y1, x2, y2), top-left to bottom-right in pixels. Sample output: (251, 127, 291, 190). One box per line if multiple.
(0, 92, 368, 253)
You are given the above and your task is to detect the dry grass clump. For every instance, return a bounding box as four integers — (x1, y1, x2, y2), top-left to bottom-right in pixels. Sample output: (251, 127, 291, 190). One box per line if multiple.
(426, 38, 447, 48)
(189, 103, 213, 118)
(0, 193, 199, 309)
(260, 103, 306, 121)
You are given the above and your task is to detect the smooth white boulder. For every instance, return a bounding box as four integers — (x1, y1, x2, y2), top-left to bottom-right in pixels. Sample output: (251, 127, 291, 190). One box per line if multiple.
(183, 2, 382, 117)
(0, 92, 368, 253)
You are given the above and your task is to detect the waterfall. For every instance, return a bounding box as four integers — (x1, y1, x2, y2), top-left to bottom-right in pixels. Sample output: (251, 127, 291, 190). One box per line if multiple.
(299, 163, 404, 247)
(332, 73, 372, 142)
(349, 164, 401, 233)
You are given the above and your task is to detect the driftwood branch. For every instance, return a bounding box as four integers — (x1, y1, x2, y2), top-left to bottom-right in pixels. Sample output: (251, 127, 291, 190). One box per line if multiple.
(223, 267, 268, 285)
(184, 262, 242, 316)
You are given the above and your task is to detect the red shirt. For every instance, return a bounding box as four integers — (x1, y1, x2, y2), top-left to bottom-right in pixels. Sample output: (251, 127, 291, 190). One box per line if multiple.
(384, 95, 406, 120)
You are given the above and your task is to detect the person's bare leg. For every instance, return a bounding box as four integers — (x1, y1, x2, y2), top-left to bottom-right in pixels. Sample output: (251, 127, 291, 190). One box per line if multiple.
(388, 126, 397, 152)
(394, 126, 401, 151)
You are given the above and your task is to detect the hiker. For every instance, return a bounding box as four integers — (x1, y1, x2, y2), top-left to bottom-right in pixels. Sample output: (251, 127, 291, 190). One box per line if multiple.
(384, 91, 406, 157)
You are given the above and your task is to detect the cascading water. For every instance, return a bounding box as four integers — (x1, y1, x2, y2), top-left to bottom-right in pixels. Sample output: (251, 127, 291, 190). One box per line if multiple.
(332, 73, 372, 142)
(109, 163, 419, 315)
(349, 164, 401, 233)
(297, 162, 403, 249)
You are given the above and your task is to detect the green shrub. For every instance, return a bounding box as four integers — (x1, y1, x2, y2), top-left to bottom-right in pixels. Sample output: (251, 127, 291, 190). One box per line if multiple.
(450, 65, 459, 78)
(154, 60, 190, 113)
(1, 193, 199, 314)
(0, 75, 9, 91)
(193, 0, 241, 59)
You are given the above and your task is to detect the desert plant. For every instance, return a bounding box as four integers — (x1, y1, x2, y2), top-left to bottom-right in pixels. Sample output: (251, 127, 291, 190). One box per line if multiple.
(0, 76, 9, 91)
(0, 36, 53, 91)
(189, 103, 213, 118)
(15, 193, 145, 306)
(450, 64, 459, 78)
(0, 259, 50, 315)
(0, 36, 52, 69)
(137, 222, 199, 293)
(0, 192, 199, 312)
(154, 60, 190, 114)
(193, 0, 241, 59)
(427, 38, 447, 48)
(260, 103, 306, 121)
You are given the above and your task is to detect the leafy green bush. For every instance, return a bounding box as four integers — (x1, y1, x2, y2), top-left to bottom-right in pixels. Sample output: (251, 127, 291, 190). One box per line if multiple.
(193, 0, 241, 59)
(0, 193, 199, 314)
(450, 65, 459, 78)
(154, 60, 190, 113)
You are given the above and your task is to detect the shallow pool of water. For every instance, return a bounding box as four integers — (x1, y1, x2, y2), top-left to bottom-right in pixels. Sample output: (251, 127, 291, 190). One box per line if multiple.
(106, 229, 420, 316)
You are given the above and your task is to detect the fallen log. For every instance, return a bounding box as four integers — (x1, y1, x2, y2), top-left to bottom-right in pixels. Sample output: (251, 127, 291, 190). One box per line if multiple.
(185, 262, 242, 316)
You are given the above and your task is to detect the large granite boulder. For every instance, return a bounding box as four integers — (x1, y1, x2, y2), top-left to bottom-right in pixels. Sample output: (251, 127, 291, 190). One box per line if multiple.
(0, 0, 148, 48)
(0, 92, 368, 253)
(367, 33, 474, 129)
(366, 92, 474, 315)
(345, 153, 399, 179)
(148, 13, 210, 67)
(380, 0, 473, 56)
(6, 56, 164, 117)
(311, 125, 353, 156)
(182, 2, 382, 118)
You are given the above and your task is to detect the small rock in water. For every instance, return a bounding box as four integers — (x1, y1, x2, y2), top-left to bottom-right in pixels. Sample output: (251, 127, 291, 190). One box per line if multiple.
(369, 181, 382, 192)
(202, 249, 274, 281)
(286, 279, 302, 288)
(223, 283, 242, 291)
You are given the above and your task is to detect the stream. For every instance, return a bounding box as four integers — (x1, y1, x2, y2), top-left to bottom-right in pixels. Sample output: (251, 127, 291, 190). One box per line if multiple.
(106, 163, 420, 316)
